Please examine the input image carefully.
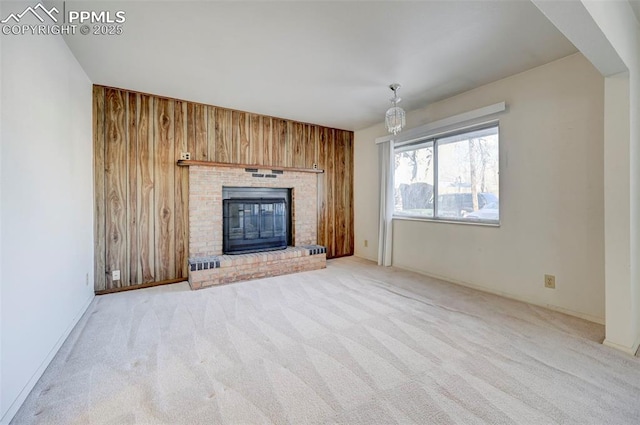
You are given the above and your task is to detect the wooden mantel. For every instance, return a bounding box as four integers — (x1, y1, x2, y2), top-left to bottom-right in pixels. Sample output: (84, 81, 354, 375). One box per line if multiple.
(177, 159, 325, 174)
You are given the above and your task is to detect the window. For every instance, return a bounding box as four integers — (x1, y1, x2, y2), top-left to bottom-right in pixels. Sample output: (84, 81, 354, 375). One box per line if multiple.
(393, 124, 499, 223)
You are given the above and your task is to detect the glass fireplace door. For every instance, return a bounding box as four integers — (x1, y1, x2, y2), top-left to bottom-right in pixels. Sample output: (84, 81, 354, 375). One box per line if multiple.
(223, 198, 288, 254)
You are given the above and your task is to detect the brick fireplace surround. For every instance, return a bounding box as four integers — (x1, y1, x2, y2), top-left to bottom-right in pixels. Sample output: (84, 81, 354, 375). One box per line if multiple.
(186, 164, 326, 289)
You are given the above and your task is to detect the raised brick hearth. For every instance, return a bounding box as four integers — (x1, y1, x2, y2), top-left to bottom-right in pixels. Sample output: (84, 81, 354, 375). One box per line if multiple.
(188, 246, 326, 289)
(186, 164, 326, 289)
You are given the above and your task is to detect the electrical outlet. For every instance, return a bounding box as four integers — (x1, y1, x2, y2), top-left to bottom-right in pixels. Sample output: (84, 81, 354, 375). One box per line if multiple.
(313, 163, 318, 170)
(85, 273, 89, 286)
(112, 270, 121, 281)
(544, 274, 555, 289)
(180, 152, 191, 160)
(364, 239, 368, 248)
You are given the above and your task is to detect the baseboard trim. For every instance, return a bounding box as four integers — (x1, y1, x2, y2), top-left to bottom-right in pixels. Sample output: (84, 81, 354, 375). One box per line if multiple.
(95, 278, 184, 295)
(353, 254, 377, 263)
(0, 294, 95, 425)
(390, 263, 605, 325)
(603, 336, 640, 356)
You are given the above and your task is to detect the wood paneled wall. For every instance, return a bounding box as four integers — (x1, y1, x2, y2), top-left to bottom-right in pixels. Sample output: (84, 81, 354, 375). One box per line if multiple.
(93, 85, 353, 292)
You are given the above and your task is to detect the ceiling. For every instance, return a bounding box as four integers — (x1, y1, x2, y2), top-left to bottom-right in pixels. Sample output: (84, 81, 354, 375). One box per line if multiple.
(63, 1, 578, 131)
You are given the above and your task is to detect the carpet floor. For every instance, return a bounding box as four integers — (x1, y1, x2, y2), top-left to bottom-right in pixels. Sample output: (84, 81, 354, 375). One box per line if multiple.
(11, 257, 640, 424)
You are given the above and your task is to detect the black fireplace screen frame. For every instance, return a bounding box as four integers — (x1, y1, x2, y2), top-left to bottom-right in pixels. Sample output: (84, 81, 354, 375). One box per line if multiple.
(222, 187, 292, 255)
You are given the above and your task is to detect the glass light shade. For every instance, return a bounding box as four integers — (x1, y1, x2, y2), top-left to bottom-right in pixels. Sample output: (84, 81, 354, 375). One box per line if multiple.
(386, 105, 406, 135)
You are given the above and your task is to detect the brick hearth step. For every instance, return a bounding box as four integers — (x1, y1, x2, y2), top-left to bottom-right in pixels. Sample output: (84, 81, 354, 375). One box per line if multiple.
(188, 246, 327, 289)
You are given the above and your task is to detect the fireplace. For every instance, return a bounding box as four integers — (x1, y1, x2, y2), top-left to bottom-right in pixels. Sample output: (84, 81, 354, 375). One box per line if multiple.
(222, 187, 291, 255)
(186, 164, 325, 289)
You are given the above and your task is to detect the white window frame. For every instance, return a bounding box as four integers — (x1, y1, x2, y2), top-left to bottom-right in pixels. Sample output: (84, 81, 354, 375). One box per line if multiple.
(376, 102, 505, 227)
(393, 123, 500, 225)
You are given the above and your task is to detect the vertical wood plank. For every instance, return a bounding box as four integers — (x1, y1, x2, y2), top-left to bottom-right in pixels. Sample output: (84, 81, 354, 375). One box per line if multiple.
(262, 117, 273, 166)
(154, 97, 176, 281)
(186, 102, 196, 158)
(137, 94, 155, 283)
(291, 122, 305, 168)
(174, 101, 188, 278)
(346, 131, 355, 256)
(225, 109, 234, 163)
(305, 124, 317, 169)
(272, 119, 287, 167)
(214, 107, 224, 162)
(249, 114, 263, 165)
(325, 129, 336, 258)
(334, 131, 347, 257)
(93, 86, 106, 291)
(207, 106, 216, 161)
(314, 125, 320, 168)
(215, 108, 233, 163)
(236, 111, 250, 164)
(104, 88, 128, 289)
(284, 121, 294, 167)
(127, 92, 138, 285)
(194, 103, 208, 160)
(317, 127, 328, 255)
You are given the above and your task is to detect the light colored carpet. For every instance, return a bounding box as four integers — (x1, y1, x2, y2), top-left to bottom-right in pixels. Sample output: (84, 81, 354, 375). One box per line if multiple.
(11, 257, 640, 424)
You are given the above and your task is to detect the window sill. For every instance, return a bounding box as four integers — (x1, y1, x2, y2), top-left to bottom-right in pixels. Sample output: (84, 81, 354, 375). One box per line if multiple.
(393, 215, 500, 227)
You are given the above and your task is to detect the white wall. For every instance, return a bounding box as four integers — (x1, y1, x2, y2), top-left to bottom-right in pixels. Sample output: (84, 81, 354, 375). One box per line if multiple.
(532, 0, 640, 356)
(0, 26, 95, 425)
(354, 53, 605, 323)
(582, 0, 640, 355)
(603, 72, 633, 348)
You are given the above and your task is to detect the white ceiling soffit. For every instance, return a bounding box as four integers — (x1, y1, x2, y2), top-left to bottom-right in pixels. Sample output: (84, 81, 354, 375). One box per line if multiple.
(62, 1, 577, 131)
(532, 0, 627, 77)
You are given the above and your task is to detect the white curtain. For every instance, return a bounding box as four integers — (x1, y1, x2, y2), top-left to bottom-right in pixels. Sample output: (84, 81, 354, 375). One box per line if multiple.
(378, 140, 394, 266)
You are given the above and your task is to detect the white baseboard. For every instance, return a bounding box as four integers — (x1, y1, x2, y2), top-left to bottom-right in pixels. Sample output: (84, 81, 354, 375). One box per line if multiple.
(0, 294, 95, 425)
(603, 335, 640, 356)
(390, 263, 606, 325)
(353, 254, 377, 263)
